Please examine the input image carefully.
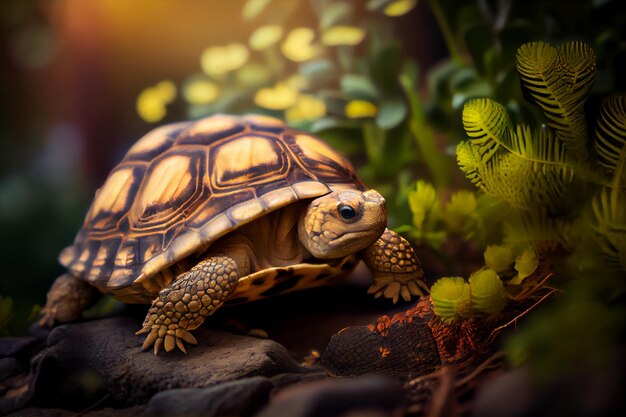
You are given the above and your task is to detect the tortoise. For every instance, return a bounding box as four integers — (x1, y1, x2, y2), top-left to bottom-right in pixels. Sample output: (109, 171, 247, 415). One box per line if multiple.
(40, 114, 428, 354)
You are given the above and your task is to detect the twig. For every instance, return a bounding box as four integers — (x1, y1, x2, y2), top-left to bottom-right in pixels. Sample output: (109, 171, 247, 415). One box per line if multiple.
(486, 288, 558, 346)
(406, 368, 446, 388)
(454, 351, 505, 388)
(427, 366, 457, 417)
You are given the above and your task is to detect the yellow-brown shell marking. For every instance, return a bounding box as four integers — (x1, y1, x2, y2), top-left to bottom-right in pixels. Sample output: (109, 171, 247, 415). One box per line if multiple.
(60, 114, 365, 302)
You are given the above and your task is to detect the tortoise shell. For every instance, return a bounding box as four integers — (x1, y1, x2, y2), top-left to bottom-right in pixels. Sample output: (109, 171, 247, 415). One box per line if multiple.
(60, 114, 365, 302)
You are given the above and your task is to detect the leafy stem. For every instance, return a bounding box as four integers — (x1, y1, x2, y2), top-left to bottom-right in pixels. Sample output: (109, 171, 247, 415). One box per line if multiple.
(427, 0, 464, 65)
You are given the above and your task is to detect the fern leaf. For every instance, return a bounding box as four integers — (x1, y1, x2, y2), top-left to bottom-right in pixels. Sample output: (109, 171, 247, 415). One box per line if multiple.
(516, 41, 596, 159)
(458, 99, 575, 210)
(594, 94, 626, 185)
(557, 42, 597, 104)
(456, 140, 484, 190)
(462, 98, 511, 164)
(592, 188, 626, 271)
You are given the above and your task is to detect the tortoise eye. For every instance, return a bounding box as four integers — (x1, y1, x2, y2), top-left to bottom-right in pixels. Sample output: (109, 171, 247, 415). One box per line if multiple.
(338, 204, 358, 221)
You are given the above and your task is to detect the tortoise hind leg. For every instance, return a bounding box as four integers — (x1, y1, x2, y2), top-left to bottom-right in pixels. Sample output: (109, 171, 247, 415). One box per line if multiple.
(39, 273, 101, 327)
(137, 256, 239, 355)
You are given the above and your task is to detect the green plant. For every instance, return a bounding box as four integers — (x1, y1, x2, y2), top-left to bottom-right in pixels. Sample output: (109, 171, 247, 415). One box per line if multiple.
(454, 39, 626, 377)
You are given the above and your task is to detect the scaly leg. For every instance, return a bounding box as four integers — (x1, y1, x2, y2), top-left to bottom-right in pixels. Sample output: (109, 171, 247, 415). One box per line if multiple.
(363, 228, 429, 303)
(39, 273, 100, 327)
(136, 256, 239, 354)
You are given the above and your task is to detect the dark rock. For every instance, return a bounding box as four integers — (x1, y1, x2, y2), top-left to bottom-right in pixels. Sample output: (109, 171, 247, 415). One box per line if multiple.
(145, 376, 272, 417)
(268, 370, 329, 390)
(255, 375, 404, 417)
(0, 357, 21, 381)
(0, 338, 36, 358)
(28, 316, 313, 409)
(7, 406, 146, 417)
(7, 407, 75, 417)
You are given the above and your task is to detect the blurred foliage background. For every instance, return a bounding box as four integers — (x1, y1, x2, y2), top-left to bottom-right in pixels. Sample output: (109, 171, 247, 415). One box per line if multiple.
(1, 0, 625, 386)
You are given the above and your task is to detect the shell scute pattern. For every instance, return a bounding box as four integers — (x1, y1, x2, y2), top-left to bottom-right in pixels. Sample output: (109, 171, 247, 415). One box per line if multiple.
(60, 114, 364, 302)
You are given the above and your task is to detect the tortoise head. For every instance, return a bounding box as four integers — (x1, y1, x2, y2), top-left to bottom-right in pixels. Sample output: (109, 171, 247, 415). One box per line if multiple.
(298, 189, 387, 259)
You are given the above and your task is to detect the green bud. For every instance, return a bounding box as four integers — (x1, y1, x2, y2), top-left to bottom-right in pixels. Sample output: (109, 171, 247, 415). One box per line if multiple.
(430, 277, 472, 322)
(469, 268, 507, 315)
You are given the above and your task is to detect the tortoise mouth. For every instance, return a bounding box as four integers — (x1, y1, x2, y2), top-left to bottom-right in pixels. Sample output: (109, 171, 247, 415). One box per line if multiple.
(326, 230, 380, 256)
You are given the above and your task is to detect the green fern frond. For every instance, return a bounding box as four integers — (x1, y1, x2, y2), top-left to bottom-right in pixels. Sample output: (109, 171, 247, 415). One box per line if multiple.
(462, 98, 511, 164)
(516, 41, 596, 159)
(594, 94, 626, 185)
(591, 188, 626, 271)
(456, 140, 484, 189)
(458, 99, 575, 210)
(557, 42, 598, 101)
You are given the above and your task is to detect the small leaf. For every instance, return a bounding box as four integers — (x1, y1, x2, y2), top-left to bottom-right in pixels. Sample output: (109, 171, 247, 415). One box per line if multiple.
(408, 180, 442, 238)
(443, 190, 478, 234)
(300, 59, 336, 85)
(309, 116, 360, 133)
(376, 98, 407, 129)
(510, 247, 539, 284)
(484, 244, 515, 273)
(340, 74, 379, 100)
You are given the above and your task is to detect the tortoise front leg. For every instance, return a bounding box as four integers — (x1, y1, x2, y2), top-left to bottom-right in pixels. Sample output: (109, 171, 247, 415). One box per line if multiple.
(136, 256, 239, 355)
(363, 228, 429, 303)
(39, 273, 100, 327)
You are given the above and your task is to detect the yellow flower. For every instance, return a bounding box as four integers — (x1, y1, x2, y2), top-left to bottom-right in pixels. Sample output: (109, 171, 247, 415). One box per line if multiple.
(201, 43, 249, 77)
(136, 80, 177, 123)
(249, 25, 283, 50)
(137, 88, 166, 123)
(345, 100, 378, 118)
(254, 82, 298, 110)
(155, 80, 176, 103)
(384, 0, 416, 17)
(183, 78, 220, 105)
(321, 26, 365, 46)
(281, 28, 321, 62)
(286, 94, 326, 122)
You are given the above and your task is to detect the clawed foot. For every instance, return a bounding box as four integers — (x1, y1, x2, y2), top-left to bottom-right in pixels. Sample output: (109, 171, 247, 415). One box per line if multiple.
(368, 276, 429, 304)
(136, 324, 198, 355)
